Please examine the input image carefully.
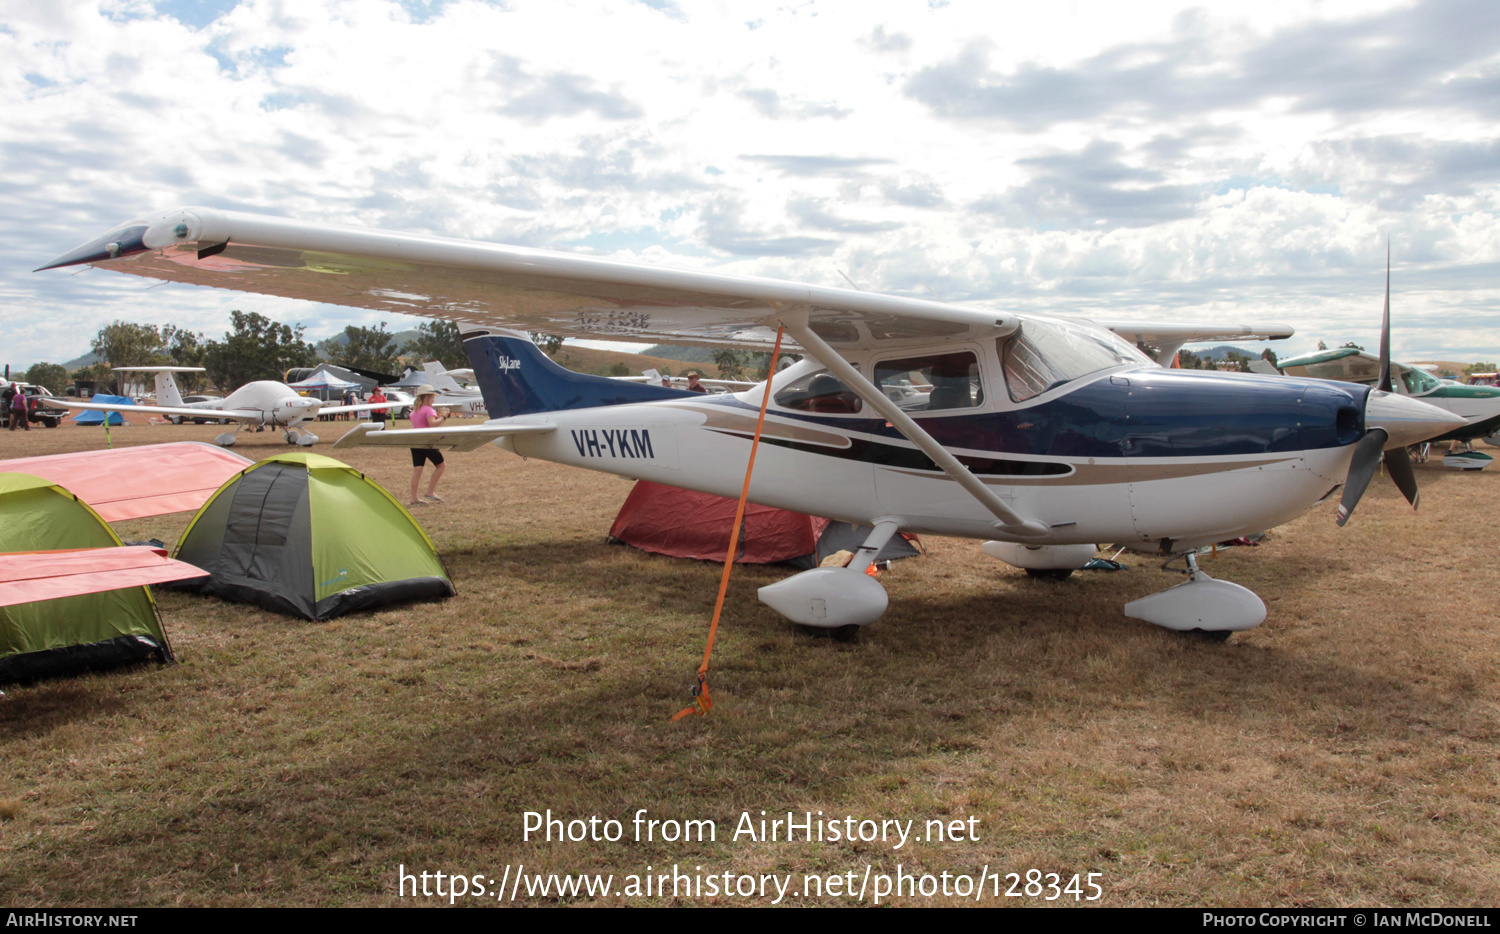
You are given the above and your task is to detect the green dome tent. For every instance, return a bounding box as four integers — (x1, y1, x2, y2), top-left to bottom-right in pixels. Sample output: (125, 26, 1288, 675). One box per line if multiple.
(172, 452, 455, 620)
(0, 473, 174, 682)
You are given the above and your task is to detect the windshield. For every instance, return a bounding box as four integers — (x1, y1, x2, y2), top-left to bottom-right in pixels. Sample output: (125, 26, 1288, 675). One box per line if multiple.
(1000, 318, 1148, 402)
(1401, 368, 1441, 395)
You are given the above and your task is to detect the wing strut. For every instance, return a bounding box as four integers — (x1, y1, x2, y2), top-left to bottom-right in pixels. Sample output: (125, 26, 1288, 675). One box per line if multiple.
(779, 317, 1050, 540)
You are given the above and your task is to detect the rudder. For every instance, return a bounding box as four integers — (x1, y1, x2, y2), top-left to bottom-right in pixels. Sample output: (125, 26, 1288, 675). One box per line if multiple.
(462, 328, 694, 419)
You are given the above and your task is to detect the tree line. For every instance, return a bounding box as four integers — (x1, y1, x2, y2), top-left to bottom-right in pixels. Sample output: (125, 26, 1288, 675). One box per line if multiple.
(26, 314, 470, 394)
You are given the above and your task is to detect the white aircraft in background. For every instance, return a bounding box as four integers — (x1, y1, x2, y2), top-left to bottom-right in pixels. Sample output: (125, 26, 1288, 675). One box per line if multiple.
(420, 361, 488, 416)
(40, 206, 1463, 638)
(47, 366, 386, 446)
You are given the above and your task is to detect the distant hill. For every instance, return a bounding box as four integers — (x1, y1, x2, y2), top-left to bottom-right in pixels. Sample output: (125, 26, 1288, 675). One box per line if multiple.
(639, 344, 719, 365)
(549, 345, 721, 377)
(1195, 345, 1259, 361)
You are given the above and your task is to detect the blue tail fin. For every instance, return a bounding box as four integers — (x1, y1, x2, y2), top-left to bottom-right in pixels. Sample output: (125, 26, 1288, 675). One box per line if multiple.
(462, 328, 696, 419)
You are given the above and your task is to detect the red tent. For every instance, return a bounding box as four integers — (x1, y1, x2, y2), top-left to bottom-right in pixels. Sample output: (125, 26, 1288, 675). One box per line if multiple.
(609, 480, 827, 564)
(608, 481, 923, 567)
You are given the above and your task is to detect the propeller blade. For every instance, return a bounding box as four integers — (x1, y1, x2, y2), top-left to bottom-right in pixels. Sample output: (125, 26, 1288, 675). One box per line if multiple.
(1378, 242, 1392, 394)
(1337, 428, 1390, 527)
(1385, 444, 1420, 510)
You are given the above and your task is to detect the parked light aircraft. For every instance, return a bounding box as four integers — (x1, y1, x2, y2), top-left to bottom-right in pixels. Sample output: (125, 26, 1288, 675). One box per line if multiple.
(47, 366, 385, 446)
(420, 361, 488, 416)
(39, 207, 1465, 637)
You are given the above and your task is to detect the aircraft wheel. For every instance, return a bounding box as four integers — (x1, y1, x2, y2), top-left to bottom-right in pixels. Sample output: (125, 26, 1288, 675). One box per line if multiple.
(1025, 568, 1074, 581)
(170, 416, 183, 425)
(1188, 629, 1234, 643)
(797, 623, 862, 642)
(284, 430, 300, 444)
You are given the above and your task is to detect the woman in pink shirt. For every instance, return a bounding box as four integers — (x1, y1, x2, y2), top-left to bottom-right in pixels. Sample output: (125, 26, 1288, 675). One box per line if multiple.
(408, 388, 447, 505)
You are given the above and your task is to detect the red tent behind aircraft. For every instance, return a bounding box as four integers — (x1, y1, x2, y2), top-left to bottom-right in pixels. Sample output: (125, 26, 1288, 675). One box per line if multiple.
(608, 480, 921, 567)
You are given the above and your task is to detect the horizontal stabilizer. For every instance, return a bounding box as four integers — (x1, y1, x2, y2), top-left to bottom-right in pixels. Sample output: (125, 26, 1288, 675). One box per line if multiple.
(332, 420, 554, 452)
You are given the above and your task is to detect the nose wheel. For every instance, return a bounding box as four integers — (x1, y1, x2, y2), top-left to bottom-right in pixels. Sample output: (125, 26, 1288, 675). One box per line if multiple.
(1123, 552, 1265, 639)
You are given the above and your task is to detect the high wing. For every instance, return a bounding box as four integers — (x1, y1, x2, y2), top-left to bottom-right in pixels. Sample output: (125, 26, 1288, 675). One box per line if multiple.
(333, 421, 554, 452)
(46, 397, 263, 422)
(1276, 348, 1384, 382)
(39, 206, 1291, 353)
(1091, 318, 1294, 358)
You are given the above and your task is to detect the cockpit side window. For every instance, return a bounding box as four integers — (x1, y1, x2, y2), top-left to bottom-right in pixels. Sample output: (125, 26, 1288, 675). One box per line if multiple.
(1401, 368, 1440, 395)
(872, 352, 983, 412)
(773, 368, 864, 414)
(1000, 319, 1146, 402)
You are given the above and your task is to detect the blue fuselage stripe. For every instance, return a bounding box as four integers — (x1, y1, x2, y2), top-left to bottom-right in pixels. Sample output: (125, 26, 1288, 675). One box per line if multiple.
(707, 371, 1369, 459)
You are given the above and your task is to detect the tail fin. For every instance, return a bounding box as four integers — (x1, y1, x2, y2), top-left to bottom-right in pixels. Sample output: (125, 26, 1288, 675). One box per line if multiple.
(155, 371, 185, 407)
(421, 361, 466, 393)
(463, 328, 693, 419)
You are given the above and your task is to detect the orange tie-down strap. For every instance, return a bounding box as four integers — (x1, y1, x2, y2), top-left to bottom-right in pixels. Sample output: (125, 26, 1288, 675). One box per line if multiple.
(673, 326, 785, 721)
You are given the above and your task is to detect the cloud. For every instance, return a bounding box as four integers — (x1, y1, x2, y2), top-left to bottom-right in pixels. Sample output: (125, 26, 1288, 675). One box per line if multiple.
(737, 88, 850, 120)
(904, 0, 1500, 130)
(861, 24, 912, 53)
(787, 198, 902, 234)
(1297, 136, 1500, 210)
(492, 56, 644, 123)
(880, 176, 945, 208)
(969, 140, 1204, 229)
(740, 155, 893, 178)
(698, 198, 839, 256)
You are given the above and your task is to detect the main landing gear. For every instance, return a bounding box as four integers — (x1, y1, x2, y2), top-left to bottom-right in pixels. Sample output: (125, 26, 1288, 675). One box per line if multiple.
(758, 519, 901, 631)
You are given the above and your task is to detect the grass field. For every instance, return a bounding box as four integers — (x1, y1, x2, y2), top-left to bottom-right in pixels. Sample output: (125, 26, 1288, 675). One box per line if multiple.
(1, 420, 1496, 907)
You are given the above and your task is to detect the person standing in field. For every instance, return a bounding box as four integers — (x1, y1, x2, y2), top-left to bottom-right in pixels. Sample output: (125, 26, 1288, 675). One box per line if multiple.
(9, 387, 29, 431)
(408, 387, 446, 505)
(369, 386, 389, 426)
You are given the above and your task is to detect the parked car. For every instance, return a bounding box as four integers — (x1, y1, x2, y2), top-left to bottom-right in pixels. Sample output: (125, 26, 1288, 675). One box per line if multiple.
(382, 389, 415, 420)
(15, 384, 68, 428)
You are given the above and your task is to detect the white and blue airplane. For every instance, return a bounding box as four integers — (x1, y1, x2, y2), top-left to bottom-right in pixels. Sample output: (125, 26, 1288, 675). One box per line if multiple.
(39, 207, 1464, 638)
(48, 365, 384, 446)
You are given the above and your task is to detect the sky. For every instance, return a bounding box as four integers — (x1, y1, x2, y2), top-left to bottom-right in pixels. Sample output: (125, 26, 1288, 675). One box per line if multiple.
(3, 0, 1499, 370)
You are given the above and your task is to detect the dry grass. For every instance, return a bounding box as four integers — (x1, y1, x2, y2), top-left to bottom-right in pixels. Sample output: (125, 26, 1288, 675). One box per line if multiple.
(1, 421, 1497, 907)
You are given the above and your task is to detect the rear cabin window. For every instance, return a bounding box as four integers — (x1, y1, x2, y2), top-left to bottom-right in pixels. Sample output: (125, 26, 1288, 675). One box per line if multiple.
(873, 352, 983, 412)
(773, 368, 864, 414)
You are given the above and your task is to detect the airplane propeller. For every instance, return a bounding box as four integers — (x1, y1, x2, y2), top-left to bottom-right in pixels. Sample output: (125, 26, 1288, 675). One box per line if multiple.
(1336, 245, 1424, 527)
